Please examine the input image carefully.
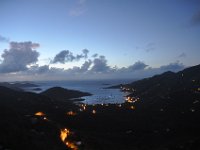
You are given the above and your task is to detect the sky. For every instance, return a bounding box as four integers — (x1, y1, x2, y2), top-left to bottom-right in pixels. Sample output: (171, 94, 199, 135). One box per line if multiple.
(0, 0, 200, 81)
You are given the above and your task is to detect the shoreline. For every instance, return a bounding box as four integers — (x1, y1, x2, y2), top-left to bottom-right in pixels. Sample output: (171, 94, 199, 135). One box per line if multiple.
(0, 65, 200, 150)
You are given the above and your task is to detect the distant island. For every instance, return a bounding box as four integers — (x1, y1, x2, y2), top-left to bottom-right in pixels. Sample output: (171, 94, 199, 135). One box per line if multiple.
(0, 82, 39, 91)
(41, 86, 92, 101)
(0, 64, 200, 150)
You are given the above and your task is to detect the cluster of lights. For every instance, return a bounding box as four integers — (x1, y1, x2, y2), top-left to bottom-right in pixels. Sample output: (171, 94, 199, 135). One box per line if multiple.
(34, 111, 48, 121)
(62, 100, 139, 149)
(60, 128, 79, 150)
(67, 104, 98, 116)
(35, 101, 139, 150)
(67, 111, 77, 116)
(79, 104, 87, 112)
(125, 97, 139, 103)
(120, 86, 136, 92)
(34, 100, 139, 150)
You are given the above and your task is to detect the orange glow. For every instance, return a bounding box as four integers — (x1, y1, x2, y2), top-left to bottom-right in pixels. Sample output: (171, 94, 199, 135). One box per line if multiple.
(126, 97, 139, 103)
(67, 111, 77, 116)
(130, 106, 135, 110)
(60, 128, 78, 150)
(66, 141, 78, 150)
(60, 128, 69, 142)
(126, 97, 133, 103)
(35, 112, 45, 116)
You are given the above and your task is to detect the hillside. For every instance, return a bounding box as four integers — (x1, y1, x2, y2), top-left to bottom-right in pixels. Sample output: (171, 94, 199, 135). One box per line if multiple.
(41, 87, 92, 101)
(123, 64, 200, 99)
(0, 65, 200, 150)
(0, 86, 90, 150)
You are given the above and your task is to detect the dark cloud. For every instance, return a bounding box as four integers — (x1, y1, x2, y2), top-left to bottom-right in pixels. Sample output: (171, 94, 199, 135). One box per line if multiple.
(127, 61, 148, 71)
(37, 65, 50, 74)
(0, 41, 40, 73)
(52, 49, 89, 64)
(82, 49, 89, 58)
(29, 65, 50, 74)
(52, 50, 74, 63)
(109, 61, 185, 79)
(191, 10, 200, 26)
(0, 41, 186, 80)
(91, 56, 110, 73)
(51, 61, 183, 79)
(160, 62, 184, 72)
(0, 35, 9, 42)
(64, 60, 93, 74)
(0, 57, 186, 81)
(52, 51, 110, 73)
(80, 59, 92, 72)
(92, 53, 98, 58)
(0, 41, 188, 81)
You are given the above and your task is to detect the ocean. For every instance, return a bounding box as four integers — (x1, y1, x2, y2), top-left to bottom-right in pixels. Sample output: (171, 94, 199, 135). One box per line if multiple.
(26, 79, 134, 104)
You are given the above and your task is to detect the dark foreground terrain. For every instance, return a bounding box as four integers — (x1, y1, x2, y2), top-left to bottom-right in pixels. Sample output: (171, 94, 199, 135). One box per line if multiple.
(0, 64, 200, 150)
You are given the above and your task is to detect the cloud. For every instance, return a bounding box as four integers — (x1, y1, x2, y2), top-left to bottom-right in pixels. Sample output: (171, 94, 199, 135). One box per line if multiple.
(90, 56, 111, 73)
(0, 35, 9, 43)
(191, 10, 200, 26)
(0, 41, 40, 73)
(127, 61, 148, 71)
(178, 52, 186, 58)
(29, 65, 50, 74)
(63, 59, 92, 74)
(109, 61, 185, 79)
(0, 42, 187, 81)
(69, 0, 87, 16)
(50, 54, 110, 74)
(80, 59, 92, 72)
(31, 60, 183, 80)
(52, 50, 75, 63)
(0, 58, 186, 81)
(52, 49, 89, 64)
(92, 53, 98, 58)
(82, 49, 89, 58)
(159, 61, 184, 72)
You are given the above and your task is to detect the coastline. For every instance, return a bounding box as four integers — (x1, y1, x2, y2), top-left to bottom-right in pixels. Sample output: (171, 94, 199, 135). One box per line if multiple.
(0, 65, 200, 150)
